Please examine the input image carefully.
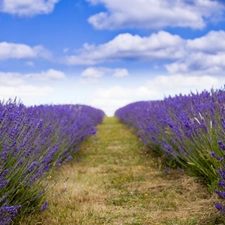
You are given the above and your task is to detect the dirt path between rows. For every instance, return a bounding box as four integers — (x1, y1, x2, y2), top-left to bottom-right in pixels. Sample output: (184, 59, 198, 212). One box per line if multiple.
(20, 117, 221, 225)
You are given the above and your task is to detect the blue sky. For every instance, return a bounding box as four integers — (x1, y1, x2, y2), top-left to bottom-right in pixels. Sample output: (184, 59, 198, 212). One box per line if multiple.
(1, 0, 225, 115)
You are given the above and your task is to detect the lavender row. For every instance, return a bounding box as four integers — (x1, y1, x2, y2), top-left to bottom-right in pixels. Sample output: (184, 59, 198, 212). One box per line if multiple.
(115, 87, 225, 216)
(0, 99, 105, 224)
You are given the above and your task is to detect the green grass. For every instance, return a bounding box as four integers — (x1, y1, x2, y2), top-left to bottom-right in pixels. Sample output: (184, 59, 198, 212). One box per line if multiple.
(18, 116, 223, 225)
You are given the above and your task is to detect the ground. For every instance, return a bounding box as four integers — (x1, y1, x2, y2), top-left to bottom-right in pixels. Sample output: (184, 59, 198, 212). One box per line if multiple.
(19, 117, 224, 225)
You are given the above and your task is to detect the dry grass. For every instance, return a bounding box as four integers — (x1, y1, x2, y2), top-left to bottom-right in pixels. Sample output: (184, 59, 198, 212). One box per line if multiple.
(18, 116, 224, 225)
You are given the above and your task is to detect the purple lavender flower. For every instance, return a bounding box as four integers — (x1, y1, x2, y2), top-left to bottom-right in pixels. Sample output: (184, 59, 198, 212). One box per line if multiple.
(0, 203, 21, 225)
(218, 141, 225, 151)
(40, 202, 48, 211)
(114, 87, 225, 218)
(215, 189, 225, 199)
(215, 202, 223, 211)
(211, 151, 223, 161)
(215, 203, 225, 216)
(24, 161, 39, 175)
(219, 181, 225, 189)
(0, 99, 104, 223)
(0, 180, 8, 189)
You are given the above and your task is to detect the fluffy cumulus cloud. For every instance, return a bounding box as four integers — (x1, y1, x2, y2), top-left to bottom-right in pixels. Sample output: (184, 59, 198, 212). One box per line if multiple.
(0, 42, 51, 60)
(81, 67, 105, 78)
(186, 30, 225, 53)
(166, 30, 225, 75)
(87, 0, 224, 30)
(25, 69, 66, 81)
(63, 31, 185, 65)
(144, 74, 221, 95)
(0, 85, 53, 98)
(91, 74, 225, 116)
(166, 52, 225, 75)
(0, 69, 65, 103)
(0, 69, 66, 83)
(0, 0, 60, 16)
(112, 68, 129, 78)
(0, 72, 25, 86)
(81, 67, 129, 78)
(64, 30, 225, 76)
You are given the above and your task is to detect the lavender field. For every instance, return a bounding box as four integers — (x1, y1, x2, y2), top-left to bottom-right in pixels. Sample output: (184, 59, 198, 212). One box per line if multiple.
(115, 86, 225, 216)
(2, 87, 225, 224)
(0, 99, 104, 224)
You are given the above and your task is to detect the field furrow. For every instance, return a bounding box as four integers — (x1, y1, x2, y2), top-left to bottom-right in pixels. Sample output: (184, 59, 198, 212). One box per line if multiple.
(19, 117, 222, 225)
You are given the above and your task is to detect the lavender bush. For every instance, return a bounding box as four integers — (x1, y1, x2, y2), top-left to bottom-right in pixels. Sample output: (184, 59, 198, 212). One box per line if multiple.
(0, 99, 104, 224)
(115, 87, 225, 216)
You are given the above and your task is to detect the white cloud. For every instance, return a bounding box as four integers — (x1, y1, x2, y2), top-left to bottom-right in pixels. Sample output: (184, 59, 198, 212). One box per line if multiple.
(166, 52, 225, 74)
(187, 30, 225, 53)
(95, 86, 134, 99)
(145, 75, 221, 96)
(0, 0, 60, 16)
(0, 69, 65, 83)
(0, 85, 53, 98)
(78, 77, 100, 85)
(81, 67, 129, 78)
(25, 69, 66, 81)
(0, 72, 25, 86)
(0, 42, 51, 60)
(0, 72, 53, 101)
(166, 30, 225, 75)
(81, 67, 105, 78)
(64, 30, 225, 77)
(112, 68, 129, 78)
(63, 31, 185, 65)
(91, 74, 225, 116)
(0, 69, 65, 102)
(87, 0, 224, 30)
